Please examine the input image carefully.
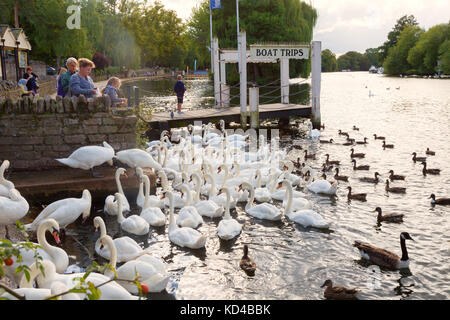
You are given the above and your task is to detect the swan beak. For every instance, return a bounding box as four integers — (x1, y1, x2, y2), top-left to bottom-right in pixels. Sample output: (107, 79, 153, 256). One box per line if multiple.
(161, 193, 166, 199)
(82, 216, 88, 224)
(283, 166, 288, 171)
(238, 185, 242, 192)
(52, 230, 61, 244)
(94, 226, 99, 232)
(217, 167, 222, 173)
(181, 192, 184, 198)
(276, 182, 282, 189)
(217, 190, 222, 196)
(123, 173, 128, 178)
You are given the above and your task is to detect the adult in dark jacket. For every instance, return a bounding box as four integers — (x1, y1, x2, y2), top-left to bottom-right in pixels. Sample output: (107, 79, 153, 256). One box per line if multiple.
(173, 74, 186, 114)
(60, 57, 78, 97)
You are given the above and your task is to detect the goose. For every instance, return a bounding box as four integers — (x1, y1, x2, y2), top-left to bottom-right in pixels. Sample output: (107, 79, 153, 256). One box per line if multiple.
(373, 134, 385, 140)
(4, 219, 68, 285)
(307, 121, 321, 139)
(0, 160, 14, 197)
(93, 217, 150, 263)
(278, 180, 312, 211)
(421, 162, 440, 175)
(320, 138, 334, 144)
(0, 188, 29, 239)
(374, 207, 404, 223)
(115, 148, 162, 172)
(382, 141, 394, 149)
(351, 159, 370, 170)
(388, 170, 405, 181)
(411, 152, 426, 162)
(385, 180, 406, 193)
(216, 187, 242, 240)
(325, 154, 340, 165)
(164, 191, 206, 249)
(334, 168, 349, 182)
(177, 184, 203, 229)
(104, 168, 130, 215)
(240, 245, 256, 275)
(100, 235, 170, 293)
(353, 232, 414, 270)
(356, 137, 368, 145)
(346, 137, 356, 144)
(115, 193, 149, 235)
(342, 141, 354, 146)
(321, 279, 359, 300)
(56, 141, 115, 178)
(140, 175, 166, 227)
(347, 186, 367, 201)
(352, 125, 359, 131)
(25, 189, 91, 233)
(425, 148, 435, 156)
(359, 172, 381, 183)
(338, 130, 349, 137)
(191, 173, 224, 218)
(304, 150, 316, 160)
(306, 178, 337, 196)
(239, 182, 282, 221)
(20, 260, 139, 300)
(350, 148, 365, 158)
(429, 194, 450, 205)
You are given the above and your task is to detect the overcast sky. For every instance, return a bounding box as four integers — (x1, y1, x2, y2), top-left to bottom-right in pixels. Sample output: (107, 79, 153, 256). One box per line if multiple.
(160, 0, 450, 55)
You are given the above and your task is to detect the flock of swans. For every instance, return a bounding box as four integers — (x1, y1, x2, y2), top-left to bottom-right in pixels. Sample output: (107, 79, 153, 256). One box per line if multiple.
(0, 117, 449, 300)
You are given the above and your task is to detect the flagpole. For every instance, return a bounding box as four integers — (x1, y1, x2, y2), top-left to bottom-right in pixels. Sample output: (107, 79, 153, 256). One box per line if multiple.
(236, 0, 240, 73)
(210, 4, 214, 74)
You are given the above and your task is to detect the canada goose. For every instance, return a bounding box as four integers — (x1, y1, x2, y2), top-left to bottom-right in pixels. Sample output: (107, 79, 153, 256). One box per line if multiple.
(429, 194, 450, 205)
(421, 162, 440, 175)
(346, 137, 356, 144)
(350, 148, 365, 158)
(374, 207, 404, 223)
(412, 152, 426, 162)
(359, 172, 381, 183)
(388, 170, 405, 181)
(347, 186, 367, 201)
(373, 134, 385, 140)
(334, 168, 349, 182)
(325, 154, 340, 165)
(320, 123, 325, 130)
(292, 144, 303, 150)
(425, 148, 435, 156)
(385, 180, 406, 193)
(356, 137, 368, 144)
(321, 163, 334, 173)
(320, 138, 334, 144)
(240, 245, 256, 275)
(321, 279, 359, 300)
(351, 159, 370, 170)
(382, 141, 394, 149)
(352, 125, 359, 131)
(304, 150, 316, 160)
(354, 232, 414, 270)
(338, 130, 349, 137)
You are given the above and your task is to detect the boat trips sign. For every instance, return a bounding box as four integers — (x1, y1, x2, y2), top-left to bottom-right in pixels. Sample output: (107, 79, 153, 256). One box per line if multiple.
(250, 44, 310, 60)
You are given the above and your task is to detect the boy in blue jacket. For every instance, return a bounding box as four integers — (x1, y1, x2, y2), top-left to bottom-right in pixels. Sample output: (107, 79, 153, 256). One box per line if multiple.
(173, 74, 186, 114)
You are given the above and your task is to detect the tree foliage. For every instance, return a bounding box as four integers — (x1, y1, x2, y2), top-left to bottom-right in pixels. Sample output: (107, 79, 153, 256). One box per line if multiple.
(321, 49, 337, 72)
(337, 51, 370, 71)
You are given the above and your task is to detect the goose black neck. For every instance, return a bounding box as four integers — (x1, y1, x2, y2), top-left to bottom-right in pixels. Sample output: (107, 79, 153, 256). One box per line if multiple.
(400, 236, 409, 261)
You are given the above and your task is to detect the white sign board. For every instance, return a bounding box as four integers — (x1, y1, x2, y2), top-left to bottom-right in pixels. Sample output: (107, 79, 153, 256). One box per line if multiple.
(250, 45, 309, 60)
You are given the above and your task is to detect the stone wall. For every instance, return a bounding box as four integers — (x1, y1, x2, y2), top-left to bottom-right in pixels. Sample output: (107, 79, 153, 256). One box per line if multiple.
(0, 95, 138, 171)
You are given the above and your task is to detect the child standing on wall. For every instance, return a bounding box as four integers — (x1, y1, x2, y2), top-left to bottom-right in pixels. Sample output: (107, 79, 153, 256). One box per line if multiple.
(173, 74, 186, 114)
(102, 77, 127, 107)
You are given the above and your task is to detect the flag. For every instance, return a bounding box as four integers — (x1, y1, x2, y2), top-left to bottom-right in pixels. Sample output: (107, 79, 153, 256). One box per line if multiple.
(210, 0, 221, 10)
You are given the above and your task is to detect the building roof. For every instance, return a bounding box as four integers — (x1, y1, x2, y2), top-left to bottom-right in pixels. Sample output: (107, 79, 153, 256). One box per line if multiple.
(0, 25, 31, 50)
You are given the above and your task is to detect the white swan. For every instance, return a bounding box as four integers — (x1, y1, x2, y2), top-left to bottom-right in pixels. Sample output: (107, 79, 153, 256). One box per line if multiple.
(0, 188, 29, 238)
(191, 173, 224, 218)
(278, 180, 312, 211)
(100, 235, 170, 293)
(140, 175, 166, 227)
(177, 184, 203, 229)
(20, 260, 139, 300)
(205, 173, 237, 209)
(94, 217, 150, 263)
(164, 191, 206, 249)
(115, 193, 149, 235)
(307, 178, 338, 195)
(240, 182, 282, 221)
(56, 141, 115, 177)
(4, 218, 68, 285)
(104, 168, 130, 215)
(217, 187, 242, 240)
(307, 121, 321, 139)
(157, 170, 190, 209)
(0, 160, 14, 197)
(115, 148, 162, 171)
(25, 190, 91, 231)
(253, 169, 272, 203)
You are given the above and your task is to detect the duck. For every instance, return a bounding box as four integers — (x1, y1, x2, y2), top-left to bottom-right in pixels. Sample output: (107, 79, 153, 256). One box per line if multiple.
(352, 125, 359, 131)
(421, 162, 440, 175)
(25, 189, 91, 233)
(347, 186, 367, 201)
(100, 235, 170, 293)
(0, 188, 29, 239)
(411, 152, 427, 162)
(325, 154, 340, 165)
(0, 160, 15, 197)
(388, 170, 405, 181)
(104, 168, 131, 215)
(3, 218, 68, 286)
(240, 245, 256, 275)
(164, 191, 206, 249)
(307, 121, 321, 139)
(334, 168, 349, 182)
(320, 138, 334, 144)
(373, 134, 385, 140)
(304, 150, 316, 160)
(359, 172, 381, 184)
(342, 141, 354, 146)
(322, 163, 334, 173)
(56, 141, 115, 178)
(191, 173, 224, 218)
(350, 148, 365, 158)
(338, 130, 349, 137)
(239, 182, 282, 221)
(115, 193, 149, 236)
(382, 141, 394, 149)
(429, 194, 450, 205)
(356, 137, 368, 145)
(351, 159, 370, 170)
(346, 137, 356, 144)
(425, 148, 435, 156)
(139, 174, 166, 227)
(177, 184, 204, 229)
(385, 180, 406, 193)
(115, 148, 162, 172)
(320, 279, 359, 300)
(216, 187, 242, 240)
(353, 232, 414, 270)
(374, 207, 404, 223)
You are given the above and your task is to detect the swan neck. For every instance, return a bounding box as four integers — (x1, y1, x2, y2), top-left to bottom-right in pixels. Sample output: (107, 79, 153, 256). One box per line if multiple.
(285, 182, 293, 214)
(162, 145, 168, 167)
(104, 235, 117, 270)
(37, 222, 53, 254)
(143, 175, 150, 208)
(117, 197, 125, 223)
(116, 171, 125, 196)
(224, 188, 231, 218)
(193, 174, 201, 202)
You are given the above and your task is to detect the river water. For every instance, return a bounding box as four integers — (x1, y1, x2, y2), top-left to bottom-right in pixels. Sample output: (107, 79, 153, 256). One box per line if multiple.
(34, 72, 449, 300)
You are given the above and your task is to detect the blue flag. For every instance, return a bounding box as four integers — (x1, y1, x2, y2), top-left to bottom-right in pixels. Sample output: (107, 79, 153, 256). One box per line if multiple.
(210, 0, 221, 10)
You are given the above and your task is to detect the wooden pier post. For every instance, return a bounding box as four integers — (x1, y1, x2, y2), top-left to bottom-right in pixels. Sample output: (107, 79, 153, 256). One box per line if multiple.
(311, 41, 322, 129)
(249, 87, 259, 129)
(239, 31, 247, 129)
(222, 85, 230, 107)
(213, 37, 221, 108)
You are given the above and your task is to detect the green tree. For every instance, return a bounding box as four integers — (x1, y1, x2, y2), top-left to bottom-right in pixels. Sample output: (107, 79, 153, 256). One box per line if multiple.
(321, 49, 337, 72)
(337, 51, 370, 71)
(438, 39, 450, 74)
(364, 48, 379, 67)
